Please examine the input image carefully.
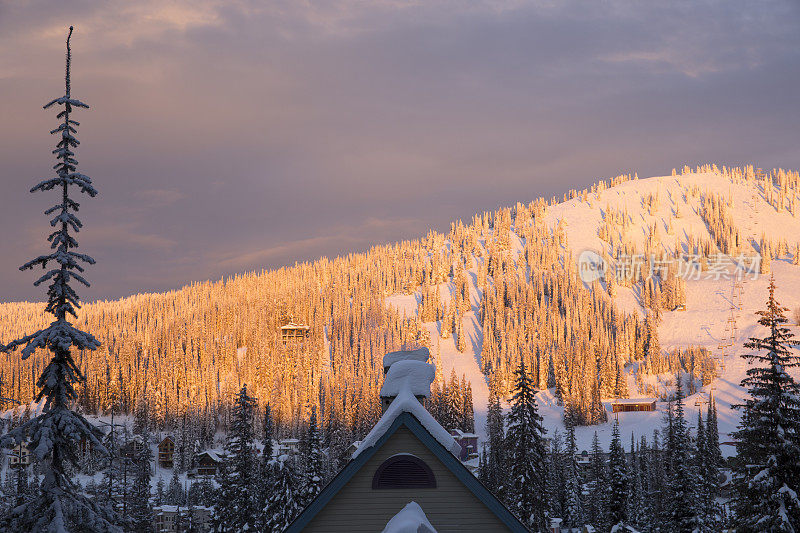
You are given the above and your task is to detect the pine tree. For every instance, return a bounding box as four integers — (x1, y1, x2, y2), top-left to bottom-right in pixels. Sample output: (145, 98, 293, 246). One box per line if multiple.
(224, 384, 257, 531)
(667, 375, 699, 532)
(300, 405, 324, 509)
(166, 468, 183, 505)
(705, 397, 722, 471)
(732, 276, 800, 532)
(455, 315, 466, 352)
(255, 404, 276, 529)
(547, 430, 566, 521)
(563, 418, 585, 530)
(211, 460, 237, 532)
(694, 408, 718, 531)
(485, 381, 506, 498)
(462, 380, 475, 432)
(588, 431, 608, 531)
(154, 478, 165, 508)
(608, 420, 629, 529)
(627, 435, 646, 531)
(760, 238, 771, 274)
(265, 455, 302, 531)
(128, 434, 153, 533)
(505, 360, 548, 530)
(0, 27, 120, 533)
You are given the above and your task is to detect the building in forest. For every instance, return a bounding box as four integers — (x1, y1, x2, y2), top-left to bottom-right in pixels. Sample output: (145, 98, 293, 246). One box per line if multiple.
(450, 429, 479, 461)
(158, 436, 175, 468)
(119, 435, 145, 459)
(277, 438, 301, 455)
(611, 398, 657, 413)
(154, 505, 212, 532)
(281, 321, 310, 345)
(287, 350, 527, 532)
(8, 442, 30, 468)
(190, 450, 224, 477)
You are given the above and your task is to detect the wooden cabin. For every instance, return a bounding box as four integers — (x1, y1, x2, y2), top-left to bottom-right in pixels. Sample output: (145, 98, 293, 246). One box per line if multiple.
(191, 450, 223, 477)
(8, 443, 30, 468)
(611, 398, 657, 413)
(158, 436, 175, 468)
(281, 322, 310, 345)
(119, 436, 145, 460)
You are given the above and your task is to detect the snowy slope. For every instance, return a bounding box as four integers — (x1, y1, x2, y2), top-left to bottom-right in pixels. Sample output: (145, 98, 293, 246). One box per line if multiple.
(387, 170, 800, 453)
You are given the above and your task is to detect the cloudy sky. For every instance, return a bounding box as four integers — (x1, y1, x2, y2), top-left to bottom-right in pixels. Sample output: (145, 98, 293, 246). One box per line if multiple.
(1, 1, 798, 302)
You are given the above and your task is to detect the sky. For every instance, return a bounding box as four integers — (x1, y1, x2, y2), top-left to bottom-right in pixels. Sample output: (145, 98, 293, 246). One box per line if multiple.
(1, 0, 798, 303)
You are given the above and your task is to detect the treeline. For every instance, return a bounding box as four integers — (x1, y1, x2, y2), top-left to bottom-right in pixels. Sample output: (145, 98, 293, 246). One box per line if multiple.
(2, 164, 800, 433)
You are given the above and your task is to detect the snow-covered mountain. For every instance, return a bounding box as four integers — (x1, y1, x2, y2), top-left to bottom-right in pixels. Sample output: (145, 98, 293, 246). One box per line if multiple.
(3, 164, 799, 458)
(387, 167, 800, 454)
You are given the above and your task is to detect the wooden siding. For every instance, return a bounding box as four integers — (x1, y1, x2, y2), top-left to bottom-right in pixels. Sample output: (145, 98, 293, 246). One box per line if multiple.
(302, 426, 512, 532)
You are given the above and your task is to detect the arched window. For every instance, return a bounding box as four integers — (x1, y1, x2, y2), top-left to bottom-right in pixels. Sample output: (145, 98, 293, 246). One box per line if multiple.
(372, 454, 436, 489)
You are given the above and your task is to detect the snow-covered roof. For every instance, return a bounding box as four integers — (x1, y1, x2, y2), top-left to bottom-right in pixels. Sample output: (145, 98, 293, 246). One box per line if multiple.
(281, 322, 310, 330)
(450, 429, 478, 439)
(380, 360, 436, 399)
(353, 387, 461, 459)
(155, 505, 212, 513)
(382, 347, 430, 369)
(382, 501, 437, 533)
(198, 449, 224, 463)
(611, 398, 657, 405)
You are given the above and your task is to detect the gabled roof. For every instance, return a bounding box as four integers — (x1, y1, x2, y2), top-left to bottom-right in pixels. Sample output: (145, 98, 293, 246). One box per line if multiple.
(196, 450, 224, 463)
(286, 410, 528, 533)
(354, 388, 459, 459)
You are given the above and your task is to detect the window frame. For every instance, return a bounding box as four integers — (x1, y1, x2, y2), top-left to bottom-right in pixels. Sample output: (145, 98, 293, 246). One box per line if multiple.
(372, 453, 437, 489)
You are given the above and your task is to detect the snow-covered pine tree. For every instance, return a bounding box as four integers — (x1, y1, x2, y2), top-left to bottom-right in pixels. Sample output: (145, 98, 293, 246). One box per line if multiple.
(588, 431, 608, 531)
(455, 314, 466, 352)
(225, 384, 257, 531)
(0, 374, 17, 410)
(0, 27, 120, 533)
(694, 408, 718, 531)
(128, 433, 154, 533)
(563, 418, 585, 530)
(166, 467, 183, 505)
(254, 403, 275, 528)
(505, 360, 548, 530)
(300, 405, 324, 509)
(732, 276, 800, 532)
(484, 380, 506, 498)
(607, 420, 629, 529)
(211, 460, 237, 533)
(627, 435, 646, 530)
(666, 375, 699, 532)
(547, 430, 566, 521)
(462, 379, 474, 432)
(705, 397, 722, 471)
(266, 455, 302, 531)
(154, 478, 165, 508)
